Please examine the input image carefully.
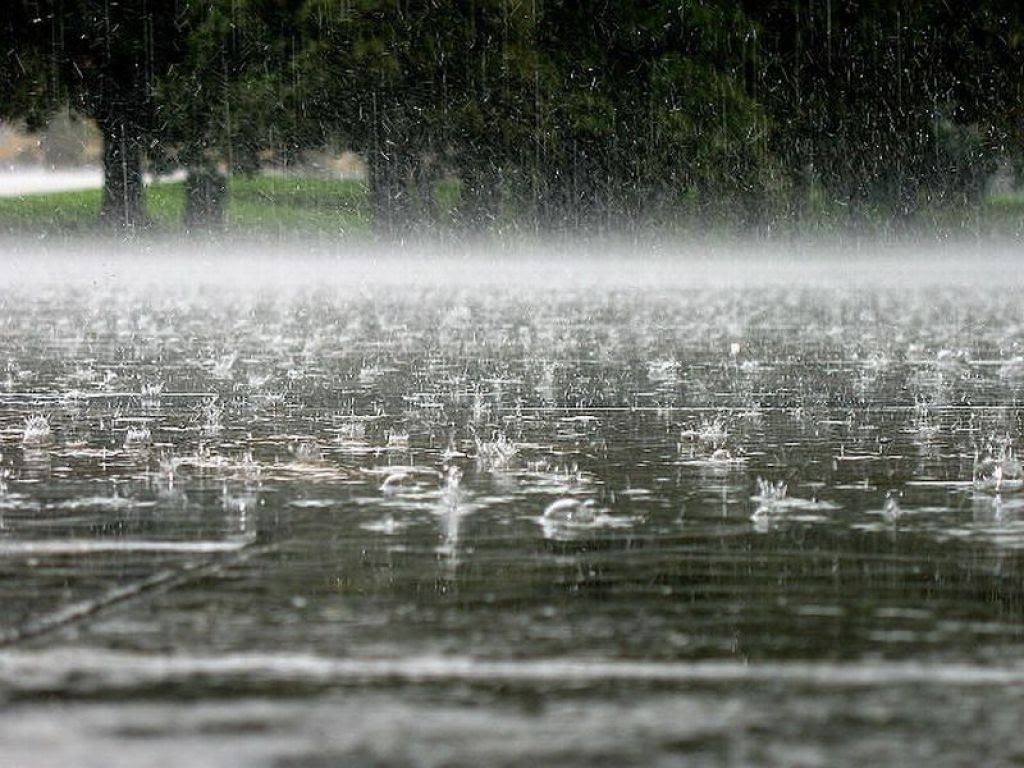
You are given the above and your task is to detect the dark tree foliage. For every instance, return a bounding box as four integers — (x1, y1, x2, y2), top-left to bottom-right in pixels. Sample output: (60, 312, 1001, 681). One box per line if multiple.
(298, 0, 767, 233)
(298, 0, 447, 234)
(2, 1, 192, 229)
(2, 0, 1024, 233)
(744, 1, 1024, 223)
(297, 0, 538, 234)
(153, 0, 310, 229)
(531, 1, 769, 230)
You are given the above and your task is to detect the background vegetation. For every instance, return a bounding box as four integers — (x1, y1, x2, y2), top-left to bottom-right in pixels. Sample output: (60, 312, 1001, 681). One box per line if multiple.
(2, 1, 1023, 236)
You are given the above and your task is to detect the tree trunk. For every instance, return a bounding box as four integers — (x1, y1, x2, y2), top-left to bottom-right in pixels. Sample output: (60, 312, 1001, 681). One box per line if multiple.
(184, 166, 228, 231)
(411, 157, 440, 227)
(457, 162, 502, 232)
(98, 115, 147, 229)
(367, 151, 413, 237)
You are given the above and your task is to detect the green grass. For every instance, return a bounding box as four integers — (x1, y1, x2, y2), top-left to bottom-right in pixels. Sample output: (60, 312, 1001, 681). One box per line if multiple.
(146, 182, 187, 228)
(0, 174, 372, 236)
(227, 176, 370, 235)
(0, 186, 107, 232)
(4, 172, 1024, 238)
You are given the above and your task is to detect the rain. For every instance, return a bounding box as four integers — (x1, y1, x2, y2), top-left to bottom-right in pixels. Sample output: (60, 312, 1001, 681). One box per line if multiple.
(3, 3, 1024, 766)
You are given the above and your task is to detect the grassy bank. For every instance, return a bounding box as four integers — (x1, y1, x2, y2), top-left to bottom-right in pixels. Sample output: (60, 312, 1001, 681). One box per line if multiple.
(0, 175, 372, 236)
(3, 173, 1024, 239)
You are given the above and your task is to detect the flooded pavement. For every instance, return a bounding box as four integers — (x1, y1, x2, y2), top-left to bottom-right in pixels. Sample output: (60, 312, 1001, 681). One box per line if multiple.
(2, 242, 1024, 765)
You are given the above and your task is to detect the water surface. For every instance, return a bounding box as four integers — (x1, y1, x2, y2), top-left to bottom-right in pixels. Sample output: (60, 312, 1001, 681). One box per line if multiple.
(2, 242, 1024, 765)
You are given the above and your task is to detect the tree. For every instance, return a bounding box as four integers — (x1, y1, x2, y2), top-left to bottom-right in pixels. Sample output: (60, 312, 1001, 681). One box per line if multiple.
(2, 2, 191, 229)
(6, 0, 1023, 235)
(299, 0, 452, 235)
(527, 1, 770, 230)
(742, 1, 1024, 224)
(152, 0, 311, 230)
(299, 0, 771, 234)
(0, 6, 44, 127)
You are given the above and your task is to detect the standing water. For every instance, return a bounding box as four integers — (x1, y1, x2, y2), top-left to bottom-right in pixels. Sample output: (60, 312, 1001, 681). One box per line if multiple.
(2, 241, 1024, 766)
